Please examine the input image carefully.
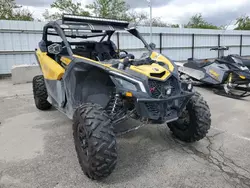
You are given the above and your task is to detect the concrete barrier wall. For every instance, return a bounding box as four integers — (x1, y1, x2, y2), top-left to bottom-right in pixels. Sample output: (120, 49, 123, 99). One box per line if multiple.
(11, 65, 41, 84)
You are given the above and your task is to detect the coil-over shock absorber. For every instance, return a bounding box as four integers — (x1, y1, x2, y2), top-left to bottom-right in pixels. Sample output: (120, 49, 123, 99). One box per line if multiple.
(106, 93, 122, 117)
(111, 94, 121, 115)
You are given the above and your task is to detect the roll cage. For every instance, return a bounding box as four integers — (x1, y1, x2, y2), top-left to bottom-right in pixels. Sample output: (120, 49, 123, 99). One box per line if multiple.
(42, 14, 152, 57)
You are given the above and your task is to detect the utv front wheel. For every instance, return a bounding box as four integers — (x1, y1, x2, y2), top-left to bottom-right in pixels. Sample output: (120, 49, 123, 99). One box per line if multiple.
(73, 103, 117, 180)
(32, 75, 52, 110)
(168, 92, 211, 142)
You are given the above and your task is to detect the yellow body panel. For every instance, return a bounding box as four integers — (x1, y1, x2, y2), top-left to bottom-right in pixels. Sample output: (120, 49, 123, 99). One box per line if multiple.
(209, 69, 220, 79)
(61, 55, 111, 67)
(130, 63, 171, 80)
(36, 49, 65, 80)
(119, 58, 134, 62)
(228, 73, 233, 82)
(74, 53, 173, 80)
(150, 51, 174, 72)
(239, 75, 246, 79)
(60, 57, 72, 65)
(37, 50, 173, 81)
(73, 54, 110, 67)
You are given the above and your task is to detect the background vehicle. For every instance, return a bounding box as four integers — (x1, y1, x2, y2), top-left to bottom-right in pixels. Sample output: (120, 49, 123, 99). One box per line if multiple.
(177, 46, 250, 98)
(213, 46, 250, 70)
(32, 15, 211, 180)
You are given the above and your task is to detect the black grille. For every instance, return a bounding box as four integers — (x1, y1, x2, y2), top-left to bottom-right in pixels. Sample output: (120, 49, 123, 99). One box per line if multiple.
(145, 103, 159, 117)
(148, 77, 178, 99)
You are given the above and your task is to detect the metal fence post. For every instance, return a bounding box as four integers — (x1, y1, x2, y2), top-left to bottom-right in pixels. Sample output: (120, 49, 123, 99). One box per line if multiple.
(160, 33, 162, 53)
(116, 32, 120, 52)
(218, 34, 221, 58)
(192, 34, 195, 58)
(240, 34, 243, 56)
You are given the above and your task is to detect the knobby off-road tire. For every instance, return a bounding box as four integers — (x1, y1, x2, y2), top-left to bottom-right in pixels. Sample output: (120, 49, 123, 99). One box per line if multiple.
(73, 103, 117, 180)
(168, 92, 211, 142)
(32, 75, 52, 110)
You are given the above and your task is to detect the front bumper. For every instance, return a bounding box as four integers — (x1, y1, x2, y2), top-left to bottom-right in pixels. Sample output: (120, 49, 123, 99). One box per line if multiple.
(135, 91, 194, 122)
(110, 71, 194, 122)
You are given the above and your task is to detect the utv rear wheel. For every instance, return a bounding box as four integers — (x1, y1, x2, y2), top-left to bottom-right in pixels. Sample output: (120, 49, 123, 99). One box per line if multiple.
(168, 92, 211, 142)
(73, 103, 117, 180)
(32, 75, 52, 110)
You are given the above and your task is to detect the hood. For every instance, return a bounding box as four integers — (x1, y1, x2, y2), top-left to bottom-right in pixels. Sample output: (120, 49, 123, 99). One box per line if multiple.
(129, 51, 176, 81)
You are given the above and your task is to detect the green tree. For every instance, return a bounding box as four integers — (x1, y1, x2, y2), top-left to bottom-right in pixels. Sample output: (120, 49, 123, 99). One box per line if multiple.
(170, 24, 180, 28)
(86, 0, 129, 20)
(0, 0, 33, 21)
(42, 10, 61, 21)
(87, 0, 177, 27)
(185, 13, 220, 29)
(14, 8, 33, 21)
(43, 0, 90, 21)
(143, 17, 170, 27)
(126, 10, 148, 26)
(235, 15, 250, 30)
(137, 15, 178, 28)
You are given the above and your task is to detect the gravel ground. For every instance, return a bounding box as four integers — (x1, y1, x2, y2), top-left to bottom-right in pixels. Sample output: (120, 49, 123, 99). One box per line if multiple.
(1, 78, 250, 188)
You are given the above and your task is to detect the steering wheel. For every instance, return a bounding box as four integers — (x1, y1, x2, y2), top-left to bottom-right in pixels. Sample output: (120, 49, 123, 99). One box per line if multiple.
(118, 50, 129, 59)
(119, 50, 128, 55)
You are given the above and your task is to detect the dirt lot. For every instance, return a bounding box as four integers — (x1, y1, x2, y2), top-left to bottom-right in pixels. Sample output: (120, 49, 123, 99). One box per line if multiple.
(1, 78, 250, 188)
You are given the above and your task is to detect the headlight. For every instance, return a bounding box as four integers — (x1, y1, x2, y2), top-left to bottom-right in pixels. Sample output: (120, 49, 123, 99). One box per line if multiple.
(187, 83, 193, 91)
(110, 71, 147, 92)
(166, 88, 172, 95)
(181, 82, 193, 91)
(113, 77, 138, 91)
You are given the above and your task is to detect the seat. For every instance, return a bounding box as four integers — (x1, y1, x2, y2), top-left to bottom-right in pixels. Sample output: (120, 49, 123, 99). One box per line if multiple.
(102, 41, 118, 58)
(38, 40, 47, 52)
(94, 42, 113, 61)
(73, 48, 92, 59)
(187, 58, 213, 68)
(241, 59, 250, 68)
(72, 40, 135, 62)
(102, 40, 135, 60)
(72, 41, 96, 59)
(72, 41, 113, 61)
(38, 40, 54, 55)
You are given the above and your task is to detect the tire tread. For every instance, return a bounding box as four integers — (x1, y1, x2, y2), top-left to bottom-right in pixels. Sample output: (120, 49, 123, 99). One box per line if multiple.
(73, 103, 117, 180)
(168, 92, 211, 142)
(32, 75, 51, 110)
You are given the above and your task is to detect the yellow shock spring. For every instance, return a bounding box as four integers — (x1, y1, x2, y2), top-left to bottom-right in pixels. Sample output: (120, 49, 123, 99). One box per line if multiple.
(228, 73, 233, 83)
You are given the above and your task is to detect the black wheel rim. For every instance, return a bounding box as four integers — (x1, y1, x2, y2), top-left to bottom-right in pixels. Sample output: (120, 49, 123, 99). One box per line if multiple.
(77, 124, 89, 157)
(176, 108, 190, 131)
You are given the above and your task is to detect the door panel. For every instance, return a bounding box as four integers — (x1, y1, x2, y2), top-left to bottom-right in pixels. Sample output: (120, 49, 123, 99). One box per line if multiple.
(45, 80, 66, 109)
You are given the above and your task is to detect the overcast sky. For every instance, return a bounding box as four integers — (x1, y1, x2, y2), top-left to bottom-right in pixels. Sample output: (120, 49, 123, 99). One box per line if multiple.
(16, 0, 250, 27)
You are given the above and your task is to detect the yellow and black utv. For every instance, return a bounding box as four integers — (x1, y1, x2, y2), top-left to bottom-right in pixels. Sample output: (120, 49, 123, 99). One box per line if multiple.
(32, 15, 211, 180)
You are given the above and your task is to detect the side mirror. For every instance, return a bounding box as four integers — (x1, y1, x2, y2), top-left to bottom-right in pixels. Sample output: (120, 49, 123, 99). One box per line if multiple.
(47, 43, 63, 54)
(149, 43, 156, 50)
